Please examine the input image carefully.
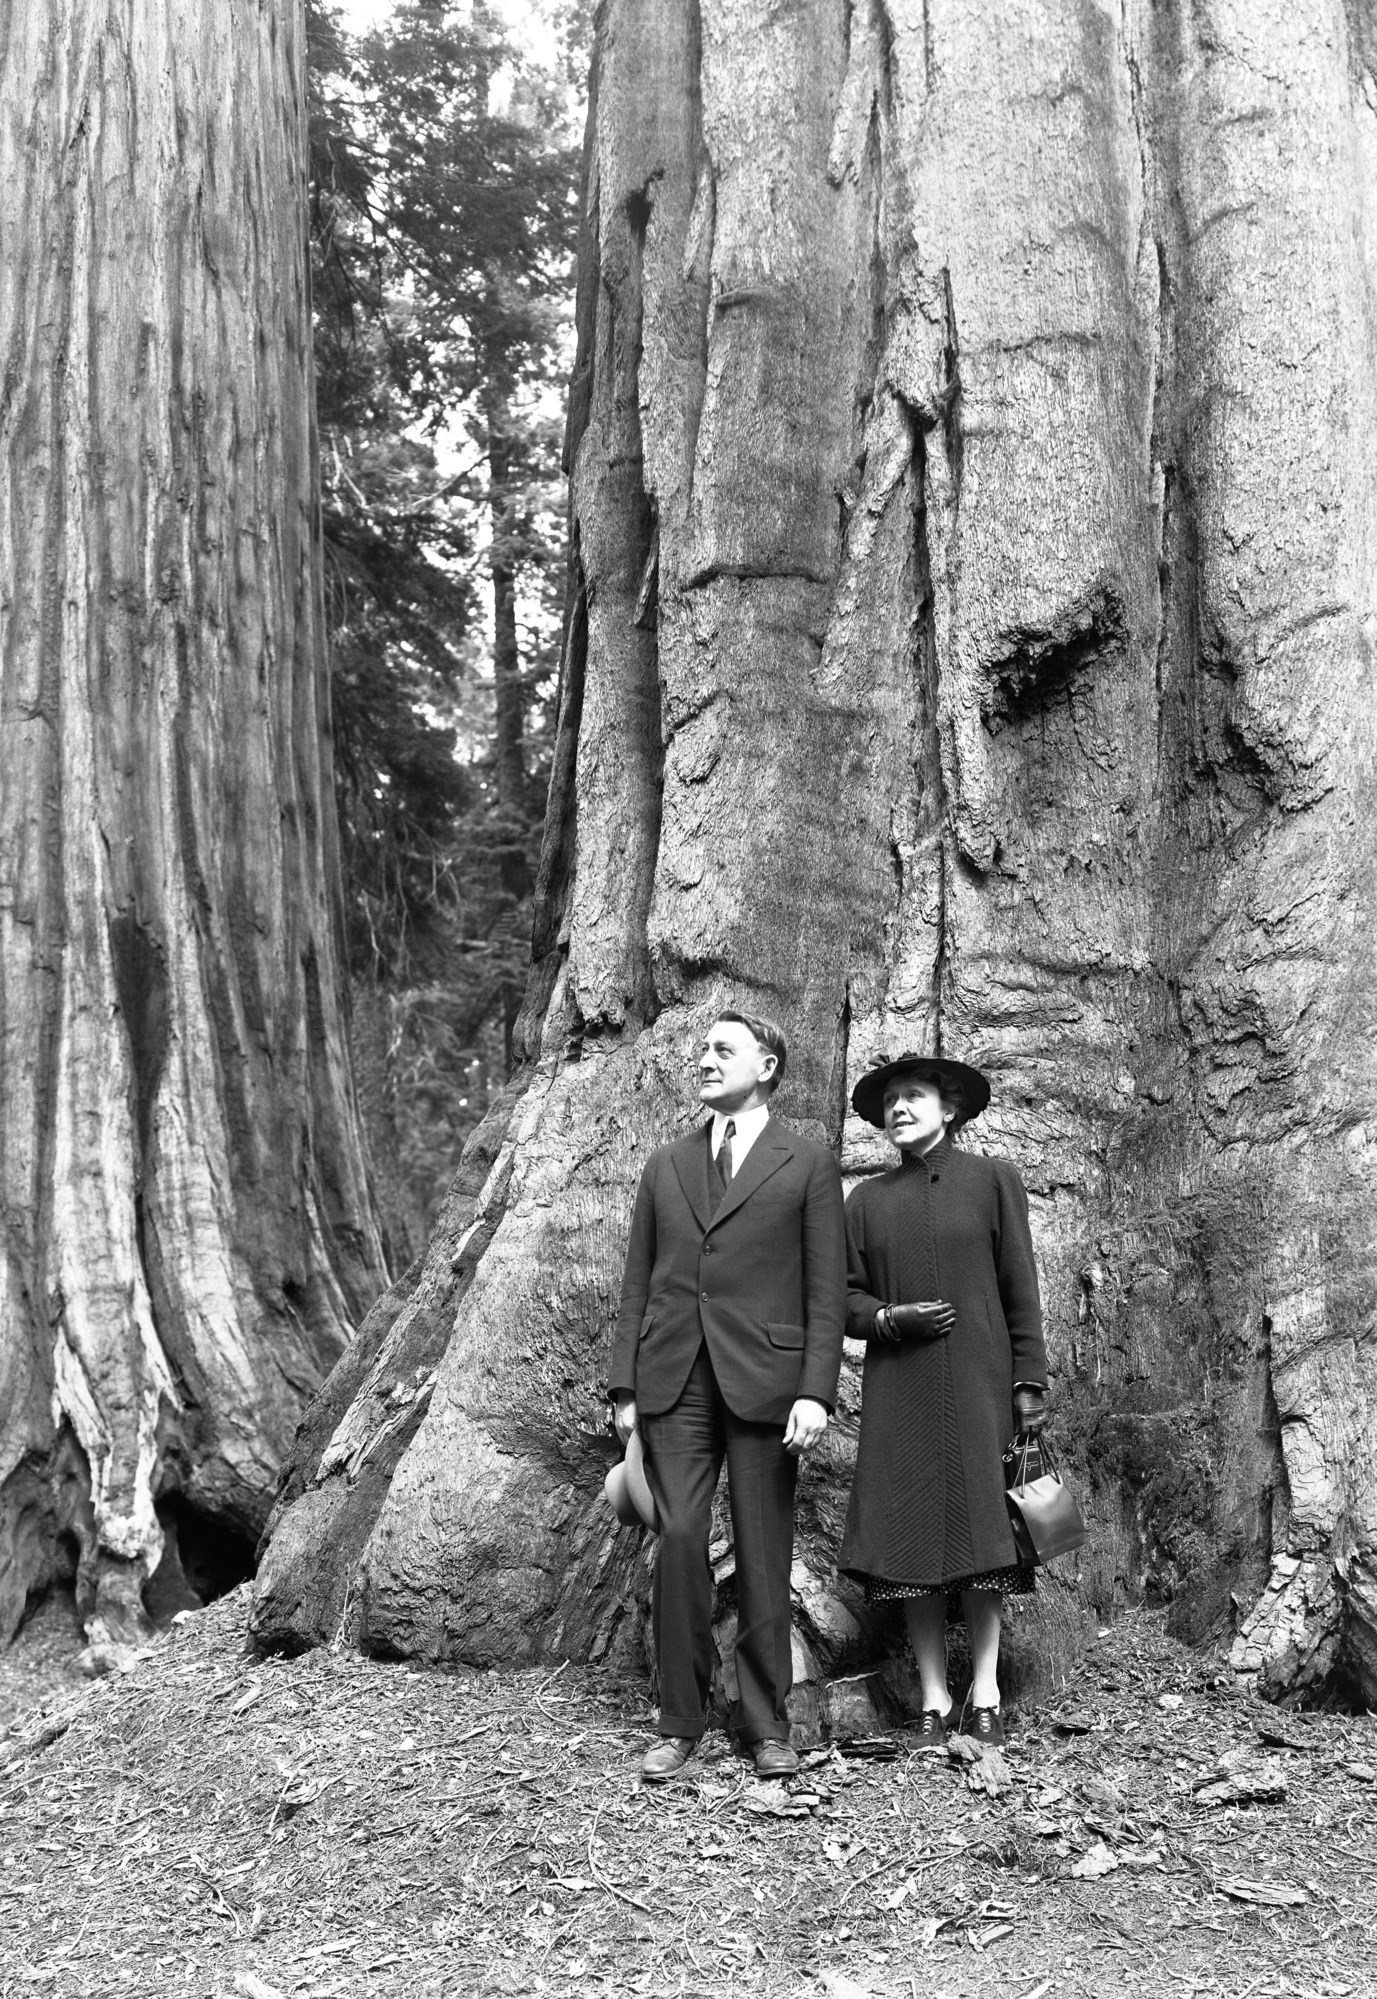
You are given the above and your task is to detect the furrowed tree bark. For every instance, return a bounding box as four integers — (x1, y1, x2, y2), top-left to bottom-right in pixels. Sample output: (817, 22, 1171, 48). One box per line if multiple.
(0, 0, 387, 1646)
(254, 0, 1377, 1712)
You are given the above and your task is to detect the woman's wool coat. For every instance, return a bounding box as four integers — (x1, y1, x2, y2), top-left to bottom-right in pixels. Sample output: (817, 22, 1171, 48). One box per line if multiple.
(837, 1136, 1048, 1586)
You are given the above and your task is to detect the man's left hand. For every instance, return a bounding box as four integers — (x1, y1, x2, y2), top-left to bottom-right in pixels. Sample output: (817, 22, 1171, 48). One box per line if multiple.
(783, 1398, 829, 1457)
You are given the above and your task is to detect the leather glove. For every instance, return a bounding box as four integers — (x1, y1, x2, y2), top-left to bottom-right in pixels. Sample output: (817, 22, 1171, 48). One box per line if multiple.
(1013, 1385, 1048, 1434)
(878, 1300, 956, 1341)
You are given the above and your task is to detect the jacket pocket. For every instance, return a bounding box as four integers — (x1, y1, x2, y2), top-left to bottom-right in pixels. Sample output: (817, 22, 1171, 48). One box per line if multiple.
(765, 1321, 806, 1350)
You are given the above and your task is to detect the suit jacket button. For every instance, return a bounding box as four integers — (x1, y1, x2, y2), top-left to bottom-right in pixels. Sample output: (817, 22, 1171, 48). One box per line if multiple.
(701, 1292, 708, 1301)
(702, 1243, 713, 1254)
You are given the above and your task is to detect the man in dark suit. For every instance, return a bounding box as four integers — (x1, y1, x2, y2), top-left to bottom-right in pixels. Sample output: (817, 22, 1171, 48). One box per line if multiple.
(609, 1011, 846, 1781)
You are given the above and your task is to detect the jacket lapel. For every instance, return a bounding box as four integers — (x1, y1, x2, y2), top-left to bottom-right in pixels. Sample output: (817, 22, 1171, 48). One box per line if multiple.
(706, 1118, 793, 1234)
(669, 1125, 714, 1233)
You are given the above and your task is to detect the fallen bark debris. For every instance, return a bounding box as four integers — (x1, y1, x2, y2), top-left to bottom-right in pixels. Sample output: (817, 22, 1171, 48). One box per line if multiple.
(1217, 1877, 1309, 1908)
(945, 1734, 1014, 1797)
(1192, 1751, 1288, 1807)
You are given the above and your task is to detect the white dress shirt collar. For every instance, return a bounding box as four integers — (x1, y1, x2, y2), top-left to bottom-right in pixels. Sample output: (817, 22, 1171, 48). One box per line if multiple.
(711, 1101, 771, 1168)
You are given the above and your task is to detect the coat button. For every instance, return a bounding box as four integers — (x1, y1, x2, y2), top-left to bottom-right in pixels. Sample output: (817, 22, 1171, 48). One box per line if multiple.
(701, 1292, 709, 1301)
(702, 1243, 713, 1254)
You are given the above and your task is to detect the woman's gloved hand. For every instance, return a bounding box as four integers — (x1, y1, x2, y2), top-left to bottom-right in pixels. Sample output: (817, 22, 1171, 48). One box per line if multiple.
(1013, 1385, 1048, 1434)
(877, 1301, 956, 1342)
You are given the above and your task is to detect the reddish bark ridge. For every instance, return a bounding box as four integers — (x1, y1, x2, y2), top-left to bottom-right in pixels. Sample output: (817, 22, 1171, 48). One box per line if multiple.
(254, 0, 1377, 1710)
(0, 3, 387, 1649)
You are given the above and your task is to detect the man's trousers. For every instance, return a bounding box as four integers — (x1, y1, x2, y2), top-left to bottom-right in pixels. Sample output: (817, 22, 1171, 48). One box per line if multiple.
(640, 1340, 798, 1744)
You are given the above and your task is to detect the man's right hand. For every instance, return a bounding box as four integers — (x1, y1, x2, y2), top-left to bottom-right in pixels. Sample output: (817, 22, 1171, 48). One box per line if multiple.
(885, 1301, 956, 1340)
(614, 1394, 637, 1445)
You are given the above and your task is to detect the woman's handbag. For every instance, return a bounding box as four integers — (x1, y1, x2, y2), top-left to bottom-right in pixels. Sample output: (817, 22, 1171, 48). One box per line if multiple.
(1003, 1433, 1088, 1564)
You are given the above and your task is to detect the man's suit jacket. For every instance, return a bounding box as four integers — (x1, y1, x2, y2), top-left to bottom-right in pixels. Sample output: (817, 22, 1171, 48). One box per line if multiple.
(608, 1116, 847, 1425)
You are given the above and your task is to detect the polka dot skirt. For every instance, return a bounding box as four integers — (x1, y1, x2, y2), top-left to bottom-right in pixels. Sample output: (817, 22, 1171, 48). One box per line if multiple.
(864, 1563, 1036, 1604)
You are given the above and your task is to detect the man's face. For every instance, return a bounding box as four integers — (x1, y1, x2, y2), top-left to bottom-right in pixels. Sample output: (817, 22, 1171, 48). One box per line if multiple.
(883, 1076, 950, 1147)
(698, 1020, 776, 1111)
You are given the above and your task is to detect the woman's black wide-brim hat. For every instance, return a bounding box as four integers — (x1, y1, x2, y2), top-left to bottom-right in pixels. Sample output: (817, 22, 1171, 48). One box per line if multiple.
(850, 1053, 992, 1130)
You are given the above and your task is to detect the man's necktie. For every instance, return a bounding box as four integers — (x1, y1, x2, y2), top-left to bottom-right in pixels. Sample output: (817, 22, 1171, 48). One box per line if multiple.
(719, 1118, 735, 1186)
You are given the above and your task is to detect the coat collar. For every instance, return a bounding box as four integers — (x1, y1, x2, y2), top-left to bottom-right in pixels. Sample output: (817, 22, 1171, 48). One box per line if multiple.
(897, 1134, 954, 1174)
(670, 1116, 795, 1233)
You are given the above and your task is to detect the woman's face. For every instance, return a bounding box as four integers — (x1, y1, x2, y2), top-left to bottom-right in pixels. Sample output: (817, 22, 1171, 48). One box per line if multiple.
(882, 1076, 952, 1149)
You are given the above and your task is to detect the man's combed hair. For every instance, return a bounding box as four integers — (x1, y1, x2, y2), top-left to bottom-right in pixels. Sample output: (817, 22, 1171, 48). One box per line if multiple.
(716, 1010, 788, 1095)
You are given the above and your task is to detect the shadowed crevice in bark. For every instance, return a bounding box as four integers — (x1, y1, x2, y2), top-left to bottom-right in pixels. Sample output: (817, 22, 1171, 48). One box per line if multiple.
(530, 10, 670, 1052)
(107, 913, 171, 1165)
(938, 272, 963, 524)
(682, 560, 838, 590)
(980, 587, 1129, 738)
(904, 410, 954, 1053)
(515, 46, 602, 1065)
(515, 548, 588, 1064)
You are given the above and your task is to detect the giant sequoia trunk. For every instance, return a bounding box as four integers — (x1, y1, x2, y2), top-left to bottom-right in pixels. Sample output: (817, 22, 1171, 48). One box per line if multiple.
(254, 0, 1377, 1709)
(0, 1, 387, 1646)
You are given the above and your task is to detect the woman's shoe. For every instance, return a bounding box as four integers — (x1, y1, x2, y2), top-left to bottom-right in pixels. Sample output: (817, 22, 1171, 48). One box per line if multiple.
(963, 1706, 1005, 1747)
(913, 1707, 953, 1751)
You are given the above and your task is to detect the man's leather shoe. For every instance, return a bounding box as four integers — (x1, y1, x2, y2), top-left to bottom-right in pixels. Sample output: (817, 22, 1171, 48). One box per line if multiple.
(752, 1739, 799, 1779)
(963, 1706, 1005, 1747)
(641, 1736, 696, 1782)
(913, 1706, 953, 1751)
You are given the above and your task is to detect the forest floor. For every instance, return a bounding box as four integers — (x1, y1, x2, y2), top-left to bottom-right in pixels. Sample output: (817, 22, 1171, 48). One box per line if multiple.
(0, 1590, 1373, 1999)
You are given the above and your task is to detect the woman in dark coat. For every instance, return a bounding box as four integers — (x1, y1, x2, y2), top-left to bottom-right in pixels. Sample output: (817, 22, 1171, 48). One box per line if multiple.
(837, 1054, 1048, 1747)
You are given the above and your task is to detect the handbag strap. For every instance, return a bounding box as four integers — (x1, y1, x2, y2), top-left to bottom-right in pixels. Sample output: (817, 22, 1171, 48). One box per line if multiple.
(1011, 1428, 1061, 1486)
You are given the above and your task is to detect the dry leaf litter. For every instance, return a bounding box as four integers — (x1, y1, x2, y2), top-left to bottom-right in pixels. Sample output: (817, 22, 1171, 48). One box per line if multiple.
(0, 1590, 1373, 1998)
